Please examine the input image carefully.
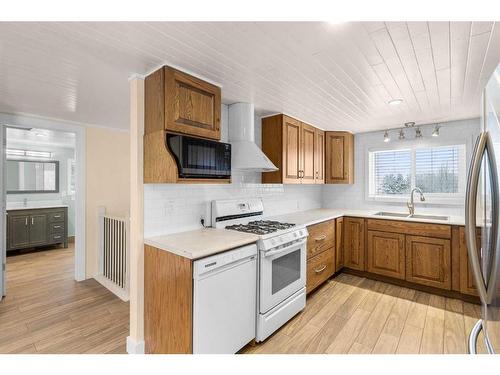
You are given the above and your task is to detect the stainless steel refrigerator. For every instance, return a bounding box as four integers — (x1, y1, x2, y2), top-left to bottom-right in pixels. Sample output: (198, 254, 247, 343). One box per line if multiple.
(466, 63, 500, 354)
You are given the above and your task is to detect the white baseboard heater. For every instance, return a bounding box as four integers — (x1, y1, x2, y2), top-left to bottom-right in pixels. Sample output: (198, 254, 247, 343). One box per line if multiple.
(94, 206, 130, 301)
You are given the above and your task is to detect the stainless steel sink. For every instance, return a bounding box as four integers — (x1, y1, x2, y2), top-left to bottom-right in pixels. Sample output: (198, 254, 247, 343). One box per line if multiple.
(408, 214, 449, 221)
(373, 211, 449, 221)
(373, 211, 409, 218)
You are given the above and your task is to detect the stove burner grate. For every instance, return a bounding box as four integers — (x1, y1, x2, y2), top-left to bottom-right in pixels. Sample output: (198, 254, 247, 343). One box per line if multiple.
(225, 220, 296, 235)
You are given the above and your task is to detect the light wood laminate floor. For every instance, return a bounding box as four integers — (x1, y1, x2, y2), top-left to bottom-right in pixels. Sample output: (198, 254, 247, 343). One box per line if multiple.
(243, 273, 487, 354)
(0, 245, 129, 354)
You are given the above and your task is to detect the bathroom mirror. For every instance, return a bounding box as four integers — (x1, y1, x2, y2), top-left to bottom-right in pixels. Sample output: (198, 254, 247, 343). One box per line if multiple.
(6, 160, 59, 194)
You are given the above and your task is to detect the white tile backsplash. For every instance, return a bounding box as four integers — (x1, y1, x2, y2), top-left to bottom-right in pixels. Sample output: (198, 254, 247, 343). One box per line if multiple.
(144, 180, 323, 237)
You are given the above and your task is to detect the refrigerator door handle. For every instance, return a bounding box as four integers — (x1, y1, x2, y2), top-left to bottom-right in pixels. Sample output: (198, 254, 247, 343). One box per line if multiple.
(465, 132, 489, 303)
(485, 132, 500, 303)
(468, 319, 483, 354)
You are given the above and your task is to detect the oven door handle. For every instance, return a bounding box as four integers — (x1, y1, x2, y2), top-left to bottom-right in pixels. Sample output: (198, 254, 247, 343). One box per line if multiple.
(262, 239, 307, 258)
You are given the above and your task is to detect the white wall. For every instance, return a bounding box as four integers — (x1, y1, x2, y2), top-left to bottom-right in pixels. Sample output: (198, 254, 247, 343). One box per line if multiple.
(143, 105, 323, 237)
(6, 143, 76, 236)
(322, 118, 481, 216)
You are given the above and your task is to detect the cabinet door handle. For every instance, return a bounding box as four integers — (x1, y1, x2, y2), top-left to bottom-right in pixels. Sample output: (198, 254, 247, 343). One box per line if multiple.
(315, 265, 327, 274)
(315, 234, 327, 242)
(31, 217, 34, 225)
(25, 218, 28, 226)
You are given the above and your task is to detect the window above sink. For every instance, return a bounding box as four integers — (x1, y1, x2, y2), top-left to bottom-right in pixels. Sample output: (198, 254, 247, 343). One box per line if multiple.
(367, 144, 466, 205)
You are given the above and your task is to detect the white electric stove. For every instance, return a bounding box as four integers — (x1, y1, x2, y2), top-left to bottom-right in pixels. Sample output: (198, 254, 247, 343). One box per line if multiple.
(212, 198, 308, 342)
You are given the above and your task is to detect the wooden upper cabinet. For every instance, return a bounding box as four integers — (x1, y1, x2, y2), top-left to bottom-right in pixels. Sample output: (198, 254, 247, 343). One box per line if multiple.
(144, 66, 227, 184)
(145, 65, 221, 140)
(344, 217, 365, 271)
(405, 235, 451, 290)
(301, 122, 316, 183)
(315, 129, 325, 184)
(325, 131, 354, 184)
(367, 230, 405, 280)
(262, 114, 325, 184)
(164, 67, 221, 140)
(283, 116, 302, 183)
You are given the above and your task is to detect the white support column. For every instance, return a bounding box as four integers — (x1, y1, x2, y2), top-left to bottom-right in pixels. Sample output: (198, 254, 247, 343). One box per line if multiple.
(127, 76, 145, 354)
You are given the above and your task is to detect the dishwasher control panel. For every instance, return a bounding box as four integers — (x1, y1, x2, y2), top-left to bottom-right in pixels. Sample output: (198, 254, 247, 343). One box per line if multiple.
(193, 243, 258, 278)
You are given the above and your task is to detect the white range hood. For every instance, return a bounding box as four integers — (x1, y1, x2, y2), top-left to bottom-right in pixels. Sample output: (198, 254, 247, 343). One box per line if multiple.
(228, 103, 278, 172)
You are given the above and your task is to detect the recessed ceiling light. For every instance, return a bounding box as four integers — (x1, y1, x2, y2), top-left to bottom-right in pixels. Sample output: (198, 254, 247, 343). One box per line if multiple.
(388, 99, 403, 106)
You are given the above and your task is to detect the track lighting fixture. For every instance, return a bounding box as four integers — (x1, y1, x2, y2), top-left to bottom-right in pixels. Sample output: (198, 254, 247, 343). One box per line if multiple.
(415, 127, 422, 139)
(432, 125, 440, 137)
(383, 131, 390, 142)
(399, 129, 405, 140)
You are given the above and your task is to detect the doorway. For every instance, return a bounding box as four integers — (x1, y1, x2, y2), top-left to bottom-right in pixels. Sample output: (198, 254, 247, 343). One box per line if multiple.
(0, 114, 86, 303)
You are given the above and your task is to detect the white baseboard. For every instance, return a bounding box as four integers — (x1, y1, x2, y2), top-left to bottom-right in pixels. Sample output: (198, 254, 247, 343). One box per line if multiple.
(126, 336, 145, 354)
(94, 274, 129, 301)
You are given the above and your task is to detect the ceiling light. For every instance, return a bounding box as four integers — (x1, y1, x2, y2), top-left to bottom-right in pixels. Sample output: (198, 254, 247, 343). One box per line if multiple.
(415, 127, 423, 139)
(399, 129, 405, 140)
(432, 125, 440, 137)
(388, 99, 403, 106)
(383, 131, 390, 143)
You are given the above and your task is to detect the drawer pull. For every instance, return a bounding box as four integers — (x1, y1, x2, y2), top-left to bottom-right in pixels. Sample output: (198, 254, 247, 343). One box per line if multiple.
(314, 265, 327, 274)
(54, 235, 61, 239)
(54, 225, 61, 229)
(54, 215, 61, 218)
(315, 234, 327, 242)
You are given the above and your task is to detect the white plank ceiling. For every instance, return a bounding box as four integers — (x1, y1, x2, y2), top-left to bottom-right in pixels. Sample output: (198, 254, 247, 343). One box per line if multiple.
(0, 22, 499, 132)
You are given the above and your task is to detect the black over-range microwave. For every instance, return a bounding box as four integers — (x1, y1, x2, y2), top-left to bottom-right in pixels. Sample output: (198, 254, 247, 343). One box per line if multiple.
(166, 133, 231, 179)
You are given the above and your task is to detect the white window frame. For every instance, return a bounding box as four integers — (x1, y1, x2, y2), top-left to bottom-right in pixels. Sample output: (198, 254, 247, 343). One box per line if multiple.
(67, 158, 76, 198)
(365, 143, 467, 205)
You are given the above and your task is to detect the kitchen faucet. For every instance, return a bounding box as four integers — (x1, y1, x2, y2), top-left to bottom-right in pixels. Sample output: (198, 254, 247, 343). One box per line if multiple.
(407, 187, 425, 216)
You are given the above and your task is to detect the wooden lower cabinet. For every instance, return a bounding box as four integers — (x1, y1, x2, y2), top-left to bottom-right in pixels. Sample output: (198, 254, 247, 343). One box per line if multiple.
(344, 217, 365, 271)
(459, 227, 481, 296)
(306, 219, 336, 294)
(144, 245, 193, 354)
(405, 235, 451, 290)
(306, 219, 335, 259)
(306, 247, 335, 294)
(367, 230, 405, 280)
(335, 217, 344, 271)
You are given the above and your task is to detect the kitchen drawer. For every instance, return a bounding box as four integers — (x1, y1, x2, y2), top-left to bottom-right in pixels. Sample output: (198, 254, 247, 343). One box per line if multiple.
(306, 219, 335, 259)
(49, 233, 65, 243)
(306, 248, 335, 294)
(49, 222, 65, 233)
(48, 211, 65, 223)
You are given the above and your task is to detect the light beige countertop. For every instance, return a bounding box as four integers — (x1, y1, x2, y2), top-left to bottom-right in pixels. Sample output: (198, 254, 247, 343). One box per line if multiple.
(267, 208, 466, 227)
(7, 204, 69, 211)
(145, 208, 466, 261)
(144, 228, 259, 260)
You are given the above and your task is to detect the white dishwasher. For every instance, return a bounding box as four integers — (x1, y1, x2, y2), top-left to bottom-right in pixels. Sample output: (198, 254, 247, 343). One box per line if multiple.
(193, 243, 257, 354)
